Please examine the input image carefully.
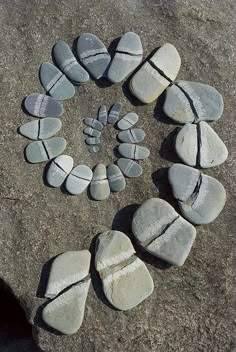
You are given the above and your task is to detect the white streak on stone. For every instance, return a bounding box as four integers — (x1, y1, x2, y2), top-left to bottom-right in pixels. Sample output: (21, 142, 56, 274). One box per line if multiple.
(46, 271, 88, 298)
(103, 258, 142, 285)
(49, 75, 67, 94)
(46, 72, 63, 91)
(34, 94, 44, 116)
(97, 248, 135, 271)
(115, 53, 142, 62)
(83, 54, 109, 65)
(80, 48, 107, 59)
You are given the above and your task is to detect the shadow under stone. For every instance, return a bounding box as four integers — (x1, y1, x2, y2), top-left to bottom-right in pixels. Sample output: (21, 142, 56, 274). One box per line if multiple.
(159, 126, 182, 163)
(36, 255, 59, 298)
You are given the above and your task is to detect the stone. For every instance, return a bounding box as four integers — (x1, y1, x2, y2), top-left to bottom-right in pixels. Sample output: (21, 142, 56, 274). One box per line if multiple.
(90, 164, 110, 201)
(118, 143, 150, 160)
(95, 231, 154, 311)
(117, 112, 139, 130)
(24, 93, 64, 117)
(83, 118, 103, 131)
(117, 158, 143, 177)
(85, 137, 101, 145)
(39, 62, 75, 100)
(163, 81, 224, 124)
(175, 122, 228, 168)
(46, 155, 73, 187)
(107, 164, 126, 192)
(129, 43, 181, 103)
(97, 105, 107, 125)
(42, 279, 90, 335)
(107, 103, 122, 124)
(25, 137, 66, 163)
(132, 198, 196, 266)
(19, 118, 62, 140)
(118, 128, 145, 143)
(168, 164, 226, 225)
(88, 145, 100, 153)
(107, 32, 143, 83)
(53, 40, 89, 84)
(83, 127, 101, 138)
(77, 33, 111, 79)
(65, 165, 93, 195)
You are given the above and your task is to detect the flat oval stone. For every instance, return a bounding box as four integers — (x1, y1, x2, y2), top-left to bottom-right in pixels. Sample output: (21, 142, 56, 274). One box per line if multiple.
(19, 118, 62, 140)
(46, 155, 73, 187)
(117, 112, 139, 130)
(40, 62, 75, 100)
(85, 137, 101, 145)
(53, 40, 89, 84)
(97, 105, 107, 125)
(132, 198, 196, 266)
(118, 128, 145, 143)
(175, 123, 198, 166)
(163, 81, 224, 124)
(117, 158, 143, 177)
(25, 137, 66, 163)
(90, 164, 110, 201)
(168, 164, 226, 225)
(77, 33, 111, 79)
(108, 103, 122, 124)
(107, 164, 126, 192)
(118, 143, 150, 160)
(88, 145, 100, 154)
(129, 43, 181, 103)
(24, 93, 64, 117)
(107, 32, 143, 83)
(84, 118, 103, 131)
(83, 127, 101, 138)
(65, 165, 93, 195)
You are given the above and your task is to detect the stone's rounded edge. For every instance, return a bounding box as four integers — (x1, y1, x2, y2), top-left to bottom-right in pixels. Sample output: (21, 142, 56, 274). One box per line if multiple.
(65, 164, 93, 195)
(90, 163, 110, 201)
(175, 123, 198, 167)
(117, 158, 143, 178)
(117, 112, 139, 130)
(24, 93, 64, 117)
(107, 164, 126, 192)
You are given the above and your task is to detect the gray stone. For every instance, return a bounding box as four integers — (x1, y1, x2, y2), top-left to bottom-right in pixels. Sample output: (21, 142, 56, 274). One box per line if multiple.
(95, 231, 154, 311)
(118, 128, 145, 143)
(90, 164, 110, 200)
(53, 40, 89, 84)
(108, 103, 122, 124)
(132, 198, 196, 266)
(45, 250, 91, 298)
(83, 127, 101, 138)
(24, 93, 64, 117)
(25, 137, 66, 163)
(175, 123, 198, 167)
(42, 279, 90, 335)
(88, 145, 100, 154)
(97, 105, 107, 125)
(107, 32, 143, 83)
(46, 155, 73, 187)
(19, 118, 62, 140)
(117, 158, 143, 177)
(85, 137, 101, 145)
(118, 143, 150, 160)
(117, 112, 139, 130)
(84, 118, 103, 131)
(40, 62, 75, 100)
(77, 33, 111, 79)
(129, 43, 181, 103)
(65, 165, 93, 195)
(107, 164, 126, 192)
(168, 164, 227, 225)
(163, 81, 224, 124)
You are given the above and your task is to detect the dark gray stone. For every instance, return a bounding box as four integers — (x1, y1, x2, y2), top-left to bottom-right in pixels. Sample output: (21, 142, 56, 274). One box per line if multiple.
(117, 158, 143, 177)
(108, 103, 122, 124)
(83, 127, 101, 137)
(118, 143, 150, 160)
(85, 137, 101, 145)
(65, 165, 93, 195)
(24, 93, 64, 117)
(118, 128, 145, 143)
(117, 112, 139, 130)
(19, 118, 62, 140)
(25, 137, 67, 163)
(107, 164, 126, 192)
(97, 105, 107, 125)
(46, 155, 73, 187)
(84, 118, 103, 131)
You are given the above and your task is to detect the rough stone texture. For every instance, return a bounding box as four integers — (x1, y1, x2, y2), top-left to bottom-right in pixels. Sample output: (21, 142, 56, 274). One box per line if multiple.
(0, 0, 235, 351)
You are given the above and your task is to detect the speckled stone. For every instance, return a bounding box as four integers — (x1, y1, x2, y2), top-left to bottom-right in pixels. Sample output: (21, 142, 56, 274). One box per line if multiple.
(117, 112, 139, 130)
(83, 127, 101, 138)
(84, 118, 103, 131)
(107, 32, 143, 83)
(46, 155, 73, 187)
(90, 164, 110, 201)
(65, 165, 93, 195)
(19, 118, 62, 140)
(40, 62, 75, 100)
(95, 231, 154, 311)
(24, 93, 64, 117)
(53, 40, 90, 84)
(108, 103, 122, 124)
(77, 33, 111, 79)
(85, 137, 101, 145)
(88, 145, 100, 154)
(118, 143, 150, 160)
(107, 164, 126, 192)
(117, 158, 143, 177)
(97, 105, 107, 125)
(25, 137, 66, 163)
(132, 198, 196, 266)
(118, 128, 145, 143)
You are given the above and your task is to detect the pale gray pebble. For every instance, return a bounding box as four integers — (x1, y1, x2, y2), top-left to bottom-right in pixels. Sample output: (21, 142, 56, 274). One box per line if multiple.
(40, 62, 75, 100)
(45, 250, 91, 298)
(118, 128, 145, 143)
(108, 103, 122, 124)
(24, 93, 64, 117)
(19, 118, 62, 140)
(53, 40, 90, 84)
(97, 105, 107, 125)
(95, 230, 154, 311)
(118, 143, 150, 160)
(65, 165, 93, 195)
(83, 127, 101, 138)
(25, 137, 66, 163)
(46, 155, 73, 187)
(77, 33, 111, 79)
(132, 198, 196, 266)
(84, 117, 103, 131)
(117, 158, 143, 177)
(168, 164, 226, 225)
(42, 279, 90, 335)
(90, 164, 110, 201)
(117, 112, 139, 130)
(107, 164, 126, 192)
(88, 145, 100, 153)
(107, 32, 143, 83)
(85, 137, 101, 145)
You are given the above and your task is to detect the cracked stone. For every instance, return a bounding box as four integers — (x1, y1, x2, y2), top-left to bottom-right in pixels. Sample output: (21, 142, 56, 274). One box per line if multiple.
(46, 155, 73, 187)
(19, 118, 62, 140)
(25, 137, 67, 163)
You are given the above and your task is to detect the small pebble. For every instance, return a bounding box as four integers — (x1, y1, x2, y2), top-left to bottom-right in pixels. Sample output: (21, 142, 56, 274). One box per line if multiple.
(83, 127, 101, 138)
(97, 105, 107, 125)
(65, 165, 93, 195)
(118, 143, 150, 160)
(46, 155, 73, 187)
(108, 103, 122, 124)
(117, 112, 139, 130)
(25, 137, 66, 163)
(85, 137, 101, 145)
(84, 118, 103, 131)
(88, 145, 100, 154)
(24, 93, 64, 117)
(19, 118, 62, 140)
(90, 164, 110, 201)
(117, 158, 143, 177)
(107, 164, 126, 192)
(118, 128, 145, 143)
